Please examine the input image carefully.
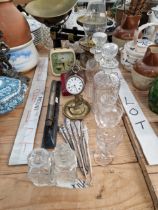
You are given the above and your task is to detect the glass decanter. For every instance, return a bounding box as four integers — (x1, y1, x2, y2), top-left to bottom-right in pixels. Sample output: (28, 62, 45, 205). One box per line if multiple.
(85, 32, 107, 85)
(93, 70, 123, 166)
(92, 42, 124, 166)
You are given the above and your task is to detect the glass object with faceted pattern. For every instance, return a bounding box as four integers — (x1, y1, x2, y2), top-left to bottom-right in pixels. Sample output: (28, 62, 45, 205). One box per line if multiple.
(28, 148, 51, 186)
(94, 125, 123, 166)
(83, 0, 107, 43)
(53, 143, 77, 186)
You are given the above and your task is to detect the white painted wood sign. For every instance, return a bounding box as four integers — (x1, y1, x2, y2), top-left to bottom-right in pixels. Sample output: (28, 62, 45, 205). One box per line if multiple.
(9, 57, 48, 165)
(119, 71, 158, 165)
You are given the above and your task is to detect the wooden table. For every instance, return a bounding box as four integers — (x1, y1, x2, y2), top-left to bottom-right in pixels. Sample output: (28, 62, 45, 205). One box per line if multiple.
(0, 47, 155, 210)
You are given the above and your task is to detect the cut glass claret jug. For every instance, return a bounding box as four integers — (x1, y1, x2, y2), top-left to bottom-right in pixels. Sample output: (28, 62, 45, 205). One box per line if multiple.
(85, 31, 107, 86)
(93, 70, 121, 126)
(93, 71, 123, 166)
(93, 42, 123, 166)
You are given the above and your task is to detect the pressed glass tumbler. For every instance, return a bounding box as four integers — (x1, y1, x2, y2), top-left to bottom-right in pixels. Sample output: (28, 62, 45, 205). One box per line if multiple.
(54, 143, 77, 186)
(27, 148, 51, 186)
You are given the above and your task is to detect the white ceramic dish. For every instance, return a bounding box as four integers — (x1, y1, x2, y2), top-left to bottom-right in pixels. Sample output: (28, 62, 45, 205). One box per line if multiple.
(8, 39, 39, 72)
(121, 22, 158, 71)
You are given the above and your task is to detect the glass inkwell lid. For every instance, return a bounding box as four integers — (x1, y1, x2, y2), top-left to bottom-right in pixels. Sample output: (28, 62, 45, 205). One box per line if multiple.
(99, 43, 119, 71)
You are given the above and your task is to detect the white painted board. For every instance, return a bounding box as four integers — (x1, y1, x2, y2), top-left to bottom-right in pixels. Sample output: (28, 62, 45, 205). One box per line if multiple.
(9, 57, 48, 165)
(119, 71, 158, 165)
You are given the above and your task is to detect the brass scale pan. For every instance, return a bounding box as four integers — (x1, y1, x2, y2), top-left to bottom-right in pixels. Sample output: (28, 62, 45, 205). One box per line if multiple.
(25, 0, 78, 26)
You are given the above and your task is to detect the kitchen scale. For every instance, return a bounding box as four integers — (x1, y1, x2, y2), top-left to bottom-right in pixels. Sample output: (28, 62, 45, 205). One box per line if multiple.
(25, 0, 84, 48)
(25, 0, 116, 48)
(63, 64, 90, 120)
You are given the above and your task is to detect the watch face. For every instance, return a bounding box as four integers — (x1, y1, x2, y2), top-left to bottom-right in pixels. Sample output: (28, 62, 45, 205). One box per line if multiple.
(66, 75, 84, 95)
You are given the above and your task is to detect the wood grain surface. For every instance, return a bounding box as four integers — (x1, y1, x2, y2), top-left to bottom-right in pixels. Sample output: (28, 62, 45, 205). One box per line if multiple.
(0, 45, 155, 210)
(121, 66, 158, 210)
(0, 1, 155, 209)
(0, 165, 153, 210)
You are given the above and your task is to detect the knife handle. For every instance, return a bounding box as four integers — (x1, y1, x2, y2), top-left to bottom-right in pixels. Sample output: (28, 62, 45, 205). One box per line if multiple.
(46, 81, 57, 126)
(51, 81, 61, 147)
(42, 80, 61, 149)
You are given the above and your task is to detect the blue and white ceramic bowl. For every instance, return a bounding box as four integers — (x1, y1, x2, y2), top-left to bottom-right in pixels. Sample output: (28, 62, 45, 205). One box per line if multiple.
(8, 39, 39, 72)
(0, 76, 27, 114)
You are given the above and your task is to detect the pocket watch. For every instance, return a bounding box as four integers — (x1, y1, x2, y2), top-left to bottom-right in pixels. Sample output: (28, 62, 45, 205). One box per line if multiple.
(63, 64, 90, 120)
(66, 74, 85, 95)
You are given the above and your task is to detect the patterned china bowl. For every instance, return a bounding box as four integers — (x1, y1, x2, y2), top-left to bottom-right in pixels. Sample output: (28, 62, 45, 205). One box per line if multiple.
(0, 76, 27, 114)
(121, 39, 152, 71)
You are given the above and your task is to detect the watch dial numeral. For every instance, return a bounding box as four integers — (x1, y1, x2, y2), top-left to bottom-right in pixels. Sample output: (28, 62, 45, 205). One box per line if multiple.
(66, 75, 84, 95)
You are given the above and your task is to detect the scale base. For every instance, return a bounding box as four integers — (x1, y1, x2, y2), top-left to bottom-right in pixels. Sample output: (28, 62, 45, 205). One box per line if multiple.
(63, 98, 91, 120)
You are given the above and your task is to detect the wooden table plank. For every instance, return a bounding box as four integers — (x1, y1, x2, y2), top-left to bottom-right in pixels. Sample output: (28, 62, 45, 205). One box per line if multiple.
(150, 174, 158, 205)
(0, 115, 136, 174)
(0, 164, 153, 210)
(121, 65, 158, 209)
(0, 48, 155, 210)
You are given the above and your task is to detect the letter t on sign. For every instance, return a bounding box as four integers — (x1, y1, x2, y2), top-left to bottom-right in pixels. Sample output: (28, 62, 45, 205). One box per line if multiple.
(135, 120, 145, 130)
